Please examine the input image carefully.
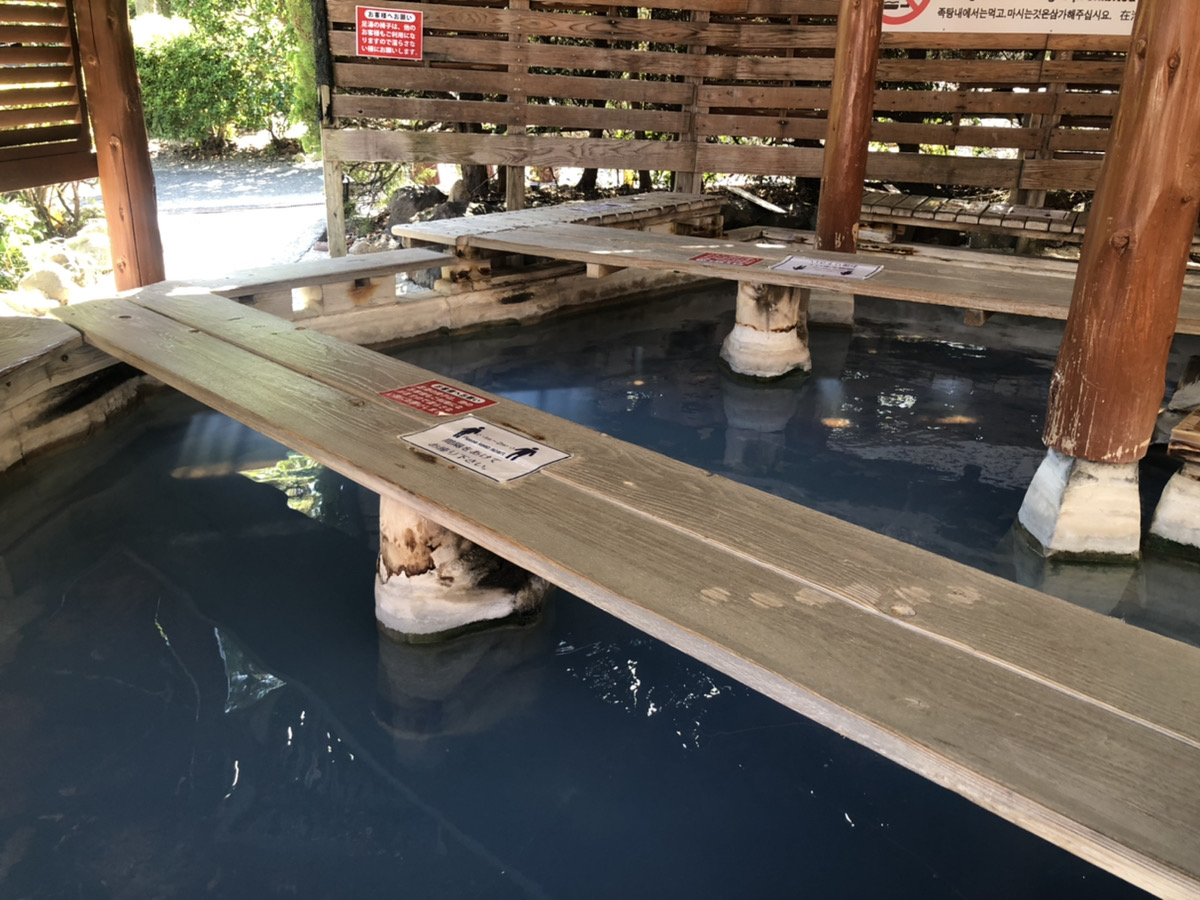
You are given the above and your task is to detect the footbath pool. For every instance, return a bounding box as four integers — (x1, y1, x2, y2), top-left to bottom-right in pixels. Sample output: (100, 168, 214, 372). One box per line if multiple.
(2, 283, 1194, 898)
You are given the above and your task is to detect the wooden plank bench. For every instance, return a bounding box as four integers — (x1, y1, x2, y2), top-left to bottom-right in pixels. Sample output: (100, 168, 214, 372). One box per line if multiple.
(447, 221, 1200, 334)
(861, 189, 1200, 251)
(49, 288, 1200, 898)
(191, 246, 453, 320)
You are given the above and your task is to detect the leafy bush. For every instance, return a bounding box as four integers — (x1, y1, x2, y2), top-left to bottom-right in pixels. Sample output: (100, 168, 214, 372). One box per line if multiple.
(0, 199, 41, 290)
(134, 14, 293, 146)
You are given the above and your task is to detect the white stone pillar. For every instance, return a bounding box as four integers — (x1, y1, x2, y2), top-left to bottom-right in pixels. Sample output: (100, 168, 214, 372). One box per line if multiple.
(720, 283, 811, 379)
(807, 288, 855, 327)
(376, 496, 550, 641)
(1016, 449, 1142, 559)
(1149, 463, 1200, 553)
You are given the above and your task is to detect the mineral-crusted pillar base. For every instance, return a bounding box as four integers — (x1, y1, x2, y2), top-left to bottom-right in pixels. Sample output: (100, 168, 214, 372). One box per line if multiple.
(1149, 463, 1200, 554)
(1016, 449, 1141, 560)
(375, 496, 550, 642)
(720, 282, 811, 379)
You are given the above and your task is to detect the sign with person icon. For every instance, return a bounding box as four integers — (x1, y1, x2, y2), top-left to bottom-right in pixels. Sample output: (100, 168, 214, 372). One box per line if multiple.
(403, 415, 571, 483)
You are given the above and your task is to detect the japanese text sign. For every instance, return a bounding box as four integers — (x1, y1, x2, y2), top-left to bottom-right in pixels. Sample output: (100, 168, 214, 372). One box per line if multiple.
(356, 6, 423, 60)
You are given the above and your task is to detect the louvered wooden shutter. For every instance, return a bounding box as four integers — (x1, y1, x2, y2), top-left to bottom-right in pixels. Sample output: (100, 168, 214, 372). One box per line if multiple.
(0, 0, 97, 191)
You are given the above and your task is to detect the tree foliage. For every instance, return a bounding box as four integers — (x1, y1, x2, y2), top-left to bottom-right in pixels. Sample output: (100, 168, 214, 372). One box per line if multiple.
(132, 0, 307, 148)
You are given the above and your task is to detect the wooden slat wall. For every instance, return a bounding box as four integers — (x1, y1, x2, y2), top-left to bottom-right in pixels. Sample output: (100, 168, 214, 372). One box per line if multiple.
(321, 0, 1124, 193)
(0, 0, 96, 191)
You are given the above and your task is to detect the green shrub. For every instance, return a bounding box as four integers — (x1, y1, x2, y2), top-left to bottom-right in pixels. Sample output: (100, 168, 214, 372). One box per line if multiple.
(134, 20, 292, 145)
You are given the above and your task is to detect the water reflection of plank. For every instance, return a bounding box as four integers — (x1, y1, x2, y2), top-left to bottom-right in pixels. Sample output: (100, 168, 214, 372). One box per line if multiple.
(52, 288, 1200, 898)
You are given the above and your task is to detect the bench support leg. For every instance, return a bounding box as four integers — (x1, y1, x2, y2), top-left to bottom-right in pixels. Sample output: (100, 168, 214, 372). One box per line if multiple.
(807, 289, 854, 327)
(720, 283, 811, 379)
(375, 496, 550, 642)
(1149, 463, 1200, 553)
(1016, 449, 1141, 559)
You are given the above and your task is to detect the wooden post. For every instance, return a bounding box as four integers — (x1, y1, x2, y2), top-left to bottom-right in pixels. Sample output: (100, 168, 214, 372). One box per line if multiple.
(505, 0, 529, 211)
(1019, 0, 1200, 558)
(1043, 0, 1200, 465)
(814, 0, 884, 254)
(73, 0, 164, 288)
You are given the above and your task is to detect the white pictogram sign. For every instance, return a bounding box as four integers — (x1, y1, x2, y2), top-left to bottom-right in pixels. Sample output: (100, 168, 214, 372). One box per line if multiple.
(771, 256, 883, 280)
(403, 415, 570, 483)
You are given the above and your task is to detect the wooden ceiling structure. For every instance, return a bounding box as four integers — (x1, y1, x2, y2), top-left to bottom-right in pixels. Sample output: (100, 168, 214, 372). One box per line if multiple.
(1, 0, 163, 288)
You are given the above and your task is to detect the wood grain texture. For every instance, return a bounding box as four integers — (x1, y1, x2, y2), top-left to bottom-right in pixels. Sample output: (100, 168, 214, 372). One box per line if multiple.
(73, 0, 164, 288)
(1044, 0, 1200, 464)
(49, 291, 1200, 897)
(189, 247, 452, 297)
(0, 317, 114, 414)
(1168, 410, 1200, 463)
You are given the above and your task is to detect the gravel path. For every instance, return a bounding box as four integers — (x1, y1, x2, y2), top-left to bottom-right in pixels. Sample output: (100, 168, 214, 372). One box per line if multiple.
(150, 155, 329, 280)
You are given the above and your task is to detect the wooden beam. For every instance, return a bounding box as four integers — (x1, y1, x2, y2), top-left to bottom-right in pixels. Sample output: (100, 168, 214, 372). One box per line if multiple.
(73, 0, 164, 288)
(814, 0, 883, 253)
(1044, 0, 1200, 463)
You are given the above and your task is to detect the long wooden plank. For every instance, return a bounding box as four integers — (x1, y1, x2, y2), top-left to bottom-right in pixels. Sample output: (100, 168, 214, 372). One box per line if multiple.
(188, 247, 453, 297)
(456, 222, 1200, 333)
(330, 94, 688, 133)
(392, 191, 720, 242)
(50, 293, 1200, 897)
(128, 287, 1200, 746)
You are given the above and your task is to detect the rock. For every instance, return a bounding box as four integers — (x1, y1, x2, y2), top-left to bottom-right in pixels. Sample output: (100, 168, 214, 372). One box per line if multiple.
(1, 290, 60, 316)
(19, 263, 75, 302)
(348, 235, 397, 255)
(414, 201, 468, 223)
(66, 232, 113, 273)
(386, 185, 446, 234)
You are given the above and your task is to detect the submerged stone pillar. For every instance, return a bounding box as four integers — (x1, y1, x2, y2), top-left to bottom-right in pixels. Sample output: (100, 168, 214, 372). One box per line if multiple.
(1017, 0, 1200, 557)
(1150, 463, 1200, 553)
(376, 496, 550, 641)
(720, 282, 811, 379)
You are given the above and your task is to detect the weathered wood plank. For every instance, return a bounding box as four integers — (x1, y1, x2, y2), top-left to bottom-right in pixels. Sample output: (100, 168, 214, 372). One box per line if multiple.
(48, 291, 1200, 898)
(189, 247, 453, 298)
(0, 316, 114, 414)
(392, 191, 721, 243)
(1169, 410, 1200, 463)
(455, 222, 1200, 334)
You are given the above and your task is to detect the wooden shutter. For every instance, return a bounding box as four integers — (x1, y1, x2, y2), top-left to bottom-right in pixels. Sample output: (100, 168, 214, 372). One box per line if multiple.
(0, 0, 97, 191)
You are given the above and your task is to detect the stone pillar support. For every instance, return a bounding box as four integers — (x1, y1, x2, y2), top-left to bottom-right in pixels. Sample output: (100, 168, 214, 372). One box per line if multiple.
(720, 283, 811, 379)
(1150, 464, 1200, 553)
(376, 496, 550, 641)
(1017, 450, 1141, 560)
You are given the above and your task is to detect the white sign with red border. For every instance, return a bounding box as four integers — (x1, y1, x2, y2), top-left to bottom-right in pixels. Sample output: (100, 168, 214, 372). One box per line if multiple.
(356, 6, 423, 60)
(881, 0, 1135, 34)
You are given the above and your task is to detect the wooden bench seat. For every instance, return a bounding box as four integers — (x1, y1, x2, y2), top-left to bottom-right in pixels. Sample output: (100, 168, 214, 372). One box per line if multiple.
(451, 221, 1200, 334)
(191, 246, 453, 320)
(50, 289, 1200, 898)
(861, 189, 1200, 250)
(392, 191, 725, 245)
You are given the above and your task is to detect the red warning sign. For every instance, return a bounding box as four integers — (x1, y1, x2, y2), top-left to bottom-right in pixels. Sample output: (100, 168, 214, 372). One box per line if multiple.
(381, 380, 497, 416)
(689, 252, 764, 267)
(356, 6, 423, 60)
